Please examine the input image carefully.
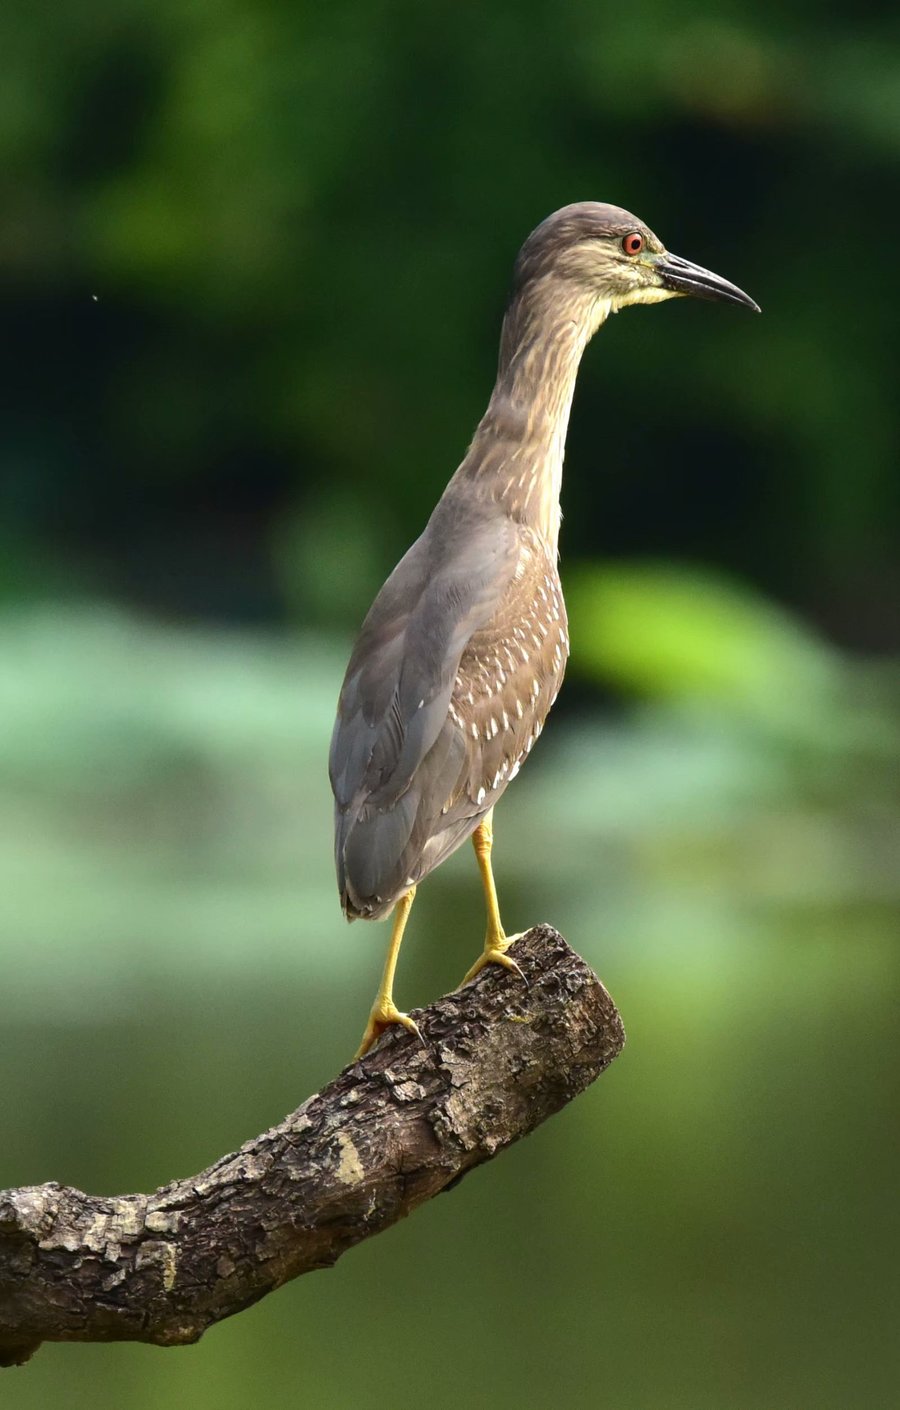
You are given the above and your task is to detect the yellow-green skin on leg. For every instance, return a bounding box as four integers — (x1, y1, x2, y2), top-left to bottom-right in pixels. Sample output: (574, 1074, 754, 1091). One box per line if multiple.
(355, 886, 422, 1058)
(460, 808, 525, 987)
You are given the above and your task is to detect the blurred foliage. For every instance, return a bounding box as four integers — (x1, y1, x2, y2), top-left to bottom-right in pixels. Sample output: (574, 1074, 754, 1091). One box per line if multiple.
(567, 561, 839, 714)
(566, 561, 900, 760)
(1, 0, 898, 639)
(2, 1, 900, 1406)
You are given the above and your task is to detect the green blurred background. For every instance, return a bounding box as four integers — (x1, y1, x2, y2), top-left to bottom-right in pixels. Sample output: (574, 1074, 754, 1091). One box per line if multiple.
(2, 1, 899, 1406)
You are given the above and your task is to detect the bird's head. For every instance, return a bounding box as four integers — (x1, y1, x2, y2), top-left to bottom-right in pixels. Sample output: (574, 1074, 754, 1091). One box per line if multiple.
(515, 202, 760, 316)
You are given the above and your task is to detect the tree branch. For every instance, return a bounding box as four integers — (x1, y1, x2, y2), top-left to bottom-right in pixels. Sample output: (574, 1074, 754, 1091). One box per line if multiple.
(0, 926, 624, 1367)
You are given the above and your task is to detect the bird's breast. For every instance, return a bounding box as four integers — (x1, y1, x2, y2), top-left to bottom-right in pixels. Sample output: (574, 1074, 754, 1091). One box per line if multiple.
(447, 536, 569, 808)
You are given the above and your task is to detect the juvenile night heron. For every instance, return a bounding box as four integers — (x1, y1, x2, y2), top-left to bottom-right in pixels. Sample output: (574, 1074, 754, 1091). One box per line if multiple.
(330, 201, 758, 1056)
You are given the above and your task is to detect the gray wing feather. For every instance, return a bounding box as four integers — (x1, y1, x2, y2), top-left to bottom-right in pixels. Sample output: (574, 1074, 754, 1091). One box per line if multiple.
(330, 500, 519, 916)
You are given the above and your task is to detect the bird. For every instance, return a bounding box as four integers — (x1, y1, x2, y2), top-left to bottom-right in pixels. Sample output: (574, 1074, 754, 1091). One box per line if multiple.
(329, 201, 759, 1057)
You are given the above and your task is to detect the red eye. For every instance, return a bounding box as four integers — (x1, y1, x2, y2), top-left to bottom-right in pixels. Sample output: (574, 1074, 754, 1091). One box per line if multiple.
(622, 232, 643, 256)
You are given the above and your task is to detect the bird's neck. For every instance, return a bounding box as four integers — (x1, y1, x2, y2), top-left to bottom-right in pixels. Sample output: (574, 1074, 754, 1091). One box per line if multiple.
(458, 275, 611, 552)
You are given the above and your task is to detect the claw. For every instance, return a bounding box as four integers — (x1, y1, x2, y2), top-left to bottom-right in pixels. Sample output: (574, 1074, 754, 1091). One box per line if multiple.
(458, 932, 527, 989)
(355, 1000, 423, 1059)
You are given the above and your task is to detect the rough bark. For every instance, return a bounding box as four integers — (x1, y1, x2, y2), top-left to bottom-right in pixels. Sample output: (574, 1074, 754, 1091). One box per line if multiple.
(0, 926, 624, 1367)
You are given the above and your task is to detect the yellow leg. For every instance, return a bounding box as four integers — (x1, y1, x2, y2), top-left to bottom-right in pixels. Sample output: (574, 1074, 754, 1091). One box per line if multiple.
(355, 885, 422, 1058)
(459, 809, 525, 987)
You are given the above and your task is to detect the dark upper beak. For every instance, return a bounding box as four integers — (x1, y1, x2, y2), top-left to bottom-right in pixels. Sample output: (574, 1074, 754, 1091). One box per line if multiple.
(656, 252, 760, 312)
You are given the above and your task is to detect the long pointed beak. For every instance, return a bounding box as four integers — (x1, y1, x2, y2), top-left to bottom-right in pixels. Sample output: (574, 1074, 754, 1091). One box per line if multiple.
(656, 252, 760, 312)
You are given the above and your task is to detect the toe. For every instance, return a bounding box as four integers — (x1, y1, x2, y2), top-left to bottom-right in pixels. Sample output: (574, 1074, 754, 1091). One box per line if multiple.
(355, 1002, 422, 1059)
(459, 940, 527, 988)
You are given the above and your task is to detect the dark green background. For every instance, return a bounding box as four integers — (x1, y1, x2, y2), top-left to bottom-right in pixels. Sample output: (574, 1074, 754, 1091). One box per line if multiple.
(2, 2, 898, 1406)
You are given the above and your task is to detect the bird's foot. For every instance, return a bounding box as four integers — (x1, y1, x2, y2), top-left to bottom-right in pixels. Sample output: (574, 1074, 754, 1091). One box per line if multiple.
(355, 998, 423, 1060)
(458, 932, 526, 988)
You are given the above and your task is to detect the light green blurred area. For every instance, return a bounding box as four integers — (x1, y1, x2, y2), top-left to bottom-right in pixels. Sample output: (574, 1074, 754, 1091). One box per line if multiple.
(2, 587, 898, 1409)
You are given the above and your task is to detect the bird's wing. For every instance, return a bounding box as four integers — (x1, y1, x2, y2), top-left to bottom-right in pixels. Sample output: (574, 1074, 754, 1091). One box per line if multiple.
(330, 502, 521, 914)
